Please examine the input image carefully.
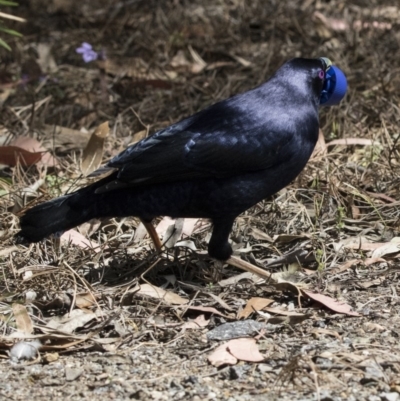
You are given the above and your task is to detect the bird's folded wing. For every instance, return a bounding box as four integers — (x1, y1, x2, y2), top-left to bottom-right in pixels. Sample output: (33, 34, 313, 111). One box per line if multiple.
(102, 123, 295, 190)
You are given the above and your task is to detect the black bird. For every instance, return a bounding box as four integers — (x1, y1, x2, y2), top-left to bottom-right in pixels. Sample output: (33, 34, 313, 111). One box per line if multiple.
(16, 57, 345, 261)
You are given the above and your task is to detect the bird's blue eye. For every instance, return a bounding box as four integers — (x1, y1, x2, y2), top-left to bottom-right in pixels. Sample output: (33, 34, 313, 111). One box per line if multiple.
(318, 70, 325, 79)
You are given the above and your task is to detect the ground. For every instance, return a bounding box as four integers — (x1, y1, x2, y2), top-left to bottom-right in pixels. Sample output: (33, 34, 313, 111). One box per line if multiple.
(0, 0, 400, 400)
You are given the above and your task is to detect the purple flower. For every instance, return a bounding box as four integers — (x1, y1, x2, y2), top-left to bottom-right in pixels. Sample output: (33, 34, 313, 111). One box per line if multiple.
(76, 42, 98, 63)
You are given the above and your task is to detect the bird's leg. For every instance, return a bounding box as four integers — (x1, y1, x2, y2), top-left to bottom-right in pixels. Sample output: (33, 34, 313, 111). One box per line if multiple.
(208, 218, 235, 260)
(139, 216, 272, 281)
(140, 218, 162, 252)
(209, 218, 272, 279)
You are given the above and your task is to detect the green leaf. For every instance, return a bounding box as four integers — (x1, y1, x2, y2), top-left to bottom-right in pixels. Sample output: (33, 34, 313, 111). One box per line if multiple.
(0, 26, 21, 36)
(0, 37, 11, 51)
(0, 0, 18, 6)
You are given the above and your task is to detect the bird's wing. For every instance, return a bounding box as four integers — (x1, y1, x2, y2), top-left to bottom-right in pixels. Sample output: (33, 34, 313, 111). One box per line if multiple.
(101, 98, 300, 190)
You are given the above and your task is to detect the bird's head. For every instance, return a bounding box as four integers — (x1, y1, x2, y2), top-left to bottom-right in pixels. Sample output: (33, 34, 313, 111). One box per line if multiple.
(277, 58, 347, 107)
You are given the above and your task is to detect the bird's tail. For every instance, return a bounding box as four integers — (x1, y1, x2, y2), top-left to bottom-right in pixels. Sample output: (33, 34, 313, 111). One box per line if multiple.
(16, 175, 115, 244)
(16, 193, 90, 243)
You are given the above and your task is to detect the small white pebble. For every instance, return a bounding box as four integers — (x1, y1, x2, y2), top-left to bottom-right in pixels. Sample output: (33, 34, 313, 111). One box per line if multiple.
(25, 291, 37, 301)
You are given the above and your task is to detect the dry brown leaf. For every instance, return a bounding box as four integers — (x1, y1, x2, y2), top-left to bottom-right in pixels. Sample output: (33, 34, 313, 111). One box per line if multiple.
(12, 304, 33, 334)
(339, 237, 385, 252)
(357, 278, 385, 289)
(46, 309, 97, 334)
(249, 227, 274, 242)
(9, 136, 57, 167)
(137, 283, 188, 305)
(208, 343, 237, 367)
(81, 121, 109, 176)
(75, 293, 96, 309)
(273, 233, 311, 243)
(182, 314, 210, 330)
(237, 297, 274, 319)
(128, 130, 147, 145)
(371, 242, 400, 259)
(303, 290, 360, 316)
(182, 305, 227, 318)
(331, 259, 360, 274)
(42, 125, 90, 151)
(227, 338, 264, 362)
(61, 229, 101, 252)
(0, 141, 45, 167)
(364, 257, 387, 266)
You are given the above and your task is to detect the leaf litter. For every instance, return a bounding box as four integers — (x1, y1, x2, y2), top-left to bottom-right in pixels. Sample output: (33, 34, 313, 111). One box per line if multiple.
(0, 0, 400, 400)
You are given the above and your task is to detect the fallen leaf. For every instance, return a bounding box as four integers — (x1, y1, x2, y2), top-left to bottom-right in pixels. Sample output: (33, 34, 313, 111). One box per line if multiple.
(331, 259, 360, 274)
(137, 283, 188, 305)
(181, 305, 227, 318)
(75, 293, 96, 309)
(47, 309, 97, 333)
(208, 343, 237, 367)
(43, 125, 90, 151)
(81, 121, 110, 176)
(8, 136, 57, 167)
(357, 278, 385, 289)
(0, 144, 41, 167)
(273, 233, 311, 243)
(364, 257, 387, 266)
(249, 227, 274, 242)
(128, 130, 147, 145)
(303, 290, 360, 316)
(61, 229, 101, 252)
(12, 304, 33, 334)
(371, 242, 400, 259)
(237, 297, 274, 319)
(182, 314, 210, 330)
(337, 236, 385, 252)
(227, 338, 264, 362)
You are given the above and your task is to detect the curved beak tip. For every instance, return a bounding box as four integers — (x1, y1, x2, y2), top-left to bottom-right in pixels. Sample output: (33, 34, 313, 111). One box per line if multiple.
(320, 57, 332, 70)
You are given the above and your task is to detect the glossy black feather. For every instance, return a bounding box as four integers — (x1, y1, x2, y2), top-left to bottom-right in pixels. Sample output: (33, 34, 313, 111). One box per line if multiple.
(17, 58, 329, 260)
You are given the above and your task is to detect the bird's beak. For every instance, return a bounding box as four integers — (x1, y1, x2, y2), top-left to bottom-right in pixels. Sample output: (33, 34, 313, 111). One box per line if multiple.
(320, 57, 332, 71)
